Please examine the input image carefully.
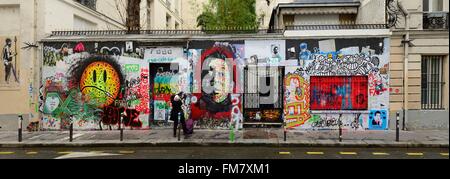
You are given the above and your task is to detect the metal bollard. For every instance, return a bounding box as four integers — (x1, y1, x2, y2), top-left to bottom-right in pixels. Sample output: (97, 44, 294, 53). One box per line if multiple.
(396, 112, 400, 142)
(69, 123, 73, 142)
(69, 116, 73, 142)
(338, 115, 343, 142)
(283, 122, 287, 142)
(402, 109, 406, 131)
(120, 115, 124, 142)
(18, 115, 23, 142)
(178, 112, 181, 142)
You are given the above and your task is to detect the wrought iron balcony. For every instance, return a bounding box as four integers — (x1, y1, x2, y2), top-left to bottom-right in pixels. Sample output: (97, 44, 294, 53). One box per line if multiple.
(285, 24, 387, 30)
(74, 0, 97, 10)
(423, 12, 449, 30)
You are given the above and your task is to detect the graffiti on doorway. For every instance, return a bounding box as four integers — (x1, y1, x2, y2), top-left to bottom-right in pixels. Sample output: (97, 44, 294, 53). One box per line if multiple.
(284, 68, 311, 128)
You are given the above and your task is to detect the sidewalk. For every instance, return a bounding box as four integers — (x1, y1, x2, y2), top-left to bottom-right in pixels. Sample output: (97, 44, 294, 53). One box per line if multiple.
(0, 129, 448, 148)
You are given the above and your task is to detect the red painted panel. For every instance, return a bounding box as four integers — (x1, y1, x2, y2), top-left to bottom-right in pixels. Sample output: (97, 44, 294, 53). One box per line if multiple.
(310, 76, 368, 110)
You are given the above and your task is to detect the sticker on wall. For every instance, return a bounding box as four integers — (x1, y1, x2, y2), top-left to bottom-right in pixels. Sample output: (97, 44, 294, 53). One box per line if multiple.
(368, 109, 388, 130)
(144, 47, 184, 63)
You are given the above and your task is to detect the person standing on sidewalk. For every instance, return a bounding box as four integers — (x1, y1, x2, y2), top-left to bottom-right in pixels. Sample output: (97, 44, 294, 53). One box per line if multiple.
(170, 92, 188, 137)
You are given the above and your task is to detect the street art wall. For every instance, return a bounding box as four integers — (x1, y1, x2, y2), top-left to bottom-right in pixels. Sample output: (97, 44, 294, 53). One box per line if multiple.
(284, 38, 390, 130)
(188, 41, 244, 129)
(40, 41, 150, 130)
(40, 37, 389, 131)
(145, 47, 191, 126)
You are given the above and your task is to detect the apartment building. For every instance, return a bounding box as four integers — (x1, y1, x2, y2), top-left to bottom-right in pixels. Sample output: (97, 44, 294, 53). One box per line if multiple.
(0, 0, 128, 130)
(389, 0, 449, 130)
(144, 0, 183, 29)
(268, 0, 449, 130)
(1, 0, 447, 131)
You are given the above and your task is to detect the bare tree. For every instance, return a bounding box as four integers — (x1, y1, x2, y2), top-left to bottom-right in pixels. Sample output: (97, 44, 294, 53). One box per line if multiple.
(112, 0, 148, 31)
(126, 0, 142, 31)
(114, 0, 127, 25)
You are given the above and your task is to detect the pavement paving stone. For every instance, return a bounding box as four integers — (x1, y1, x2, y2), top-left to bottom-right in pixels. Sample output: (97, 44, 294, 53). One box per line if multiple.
(0, 129, 448, 148)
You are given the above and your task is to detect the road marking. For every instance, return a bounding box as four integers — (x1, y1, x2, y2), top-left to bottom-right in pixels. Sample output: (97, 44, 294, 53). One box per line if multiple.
(440, 153, 449, 156)
(407, 153, 424, 156)
(90, 151, 105, 154)
(58, 151, 73, 154)
(372, 152, 390, 156)
(55, 152, 122, 159)
(340, 152, 357, 155)
(307, 152, 324, 155)
(60, 133, 84, 141)
(29, 134, 45, 140)
(26, 152, 38, 155)
(279, 152, 291, 155)
(0, 152, 14, 155)
(119, 151, 135, 154)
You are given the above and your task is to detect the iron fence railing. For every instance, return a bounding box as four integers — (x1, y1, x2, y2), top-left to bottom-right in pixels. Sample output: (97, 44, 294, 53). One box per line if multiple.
(51, 24, 393, 36)
(74, 0, 97, 10)
(285, 24, 388, 30)
(421, 56, 446, 110)
(423, 12, 449, 30)
(51, 29, 285, 36)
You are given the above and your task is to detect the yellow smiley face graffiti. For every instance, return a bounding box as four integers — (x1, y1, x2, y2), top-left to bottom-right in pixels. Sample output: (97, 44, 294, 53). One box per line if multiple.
(80, 61, 121, 108)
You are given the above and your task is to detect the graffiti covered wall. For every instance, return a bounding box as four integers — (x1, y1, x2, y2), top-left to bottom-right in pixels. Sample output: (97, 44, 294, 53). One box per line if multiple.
(188, 41, 244, 129)
(40, 37, 390, 131)
(284, 38, 390, 130)
(40, 41, 150, 130)
(145, 47, 191, 125)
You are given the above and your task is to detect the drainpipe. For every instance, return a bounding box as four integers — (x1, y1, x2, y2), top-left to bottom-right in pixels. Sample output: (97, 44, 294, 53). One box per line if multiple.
(398, 2, 409, 131)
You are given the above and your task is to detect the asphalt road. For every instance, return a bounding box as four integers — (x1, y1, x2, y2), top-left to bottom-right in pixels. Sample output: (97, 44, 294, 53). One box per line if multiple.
(0, 147, 448, 159)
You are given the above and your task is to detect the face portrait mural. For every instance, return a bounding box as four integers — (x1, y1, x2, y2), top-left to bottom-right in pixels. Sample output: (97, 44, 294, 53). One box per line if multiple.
(208, 58, 231, 103)
(196, 46, 237, 114)
(69, 56, 124, 108)
(43, 92, 62, 114)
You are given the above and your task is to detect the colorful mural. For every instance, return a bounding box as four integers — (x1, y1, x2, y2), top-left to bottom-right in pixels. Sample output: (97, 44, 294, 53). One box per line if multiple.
(284, 38, 390, 130)
(189, 41, 241, 128)
(39, 38, 390, 131)
(310, 76, 368, 110)
(284, 67, 311, 128)
(145, 47, 190, 123)
(40, 42, 149, 130)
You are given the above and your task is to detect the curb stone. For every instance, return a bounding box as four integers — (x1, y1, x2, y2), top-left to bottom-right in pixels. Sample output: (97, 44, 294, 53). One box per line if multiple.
(0, 141, 448, 149)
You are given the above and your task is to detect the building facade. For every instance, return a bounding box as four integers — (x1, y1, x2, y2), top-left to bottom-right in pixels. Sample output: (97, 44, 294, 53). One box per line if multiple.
(1, 0, 448, 131)
(97, 0, 186, 30)
(389, 0, 449, 130)
(0, 0, 125, 130)
(39, 32, 390, 131)
(268, 0, 449, 130)
(145, 0, 184, 29)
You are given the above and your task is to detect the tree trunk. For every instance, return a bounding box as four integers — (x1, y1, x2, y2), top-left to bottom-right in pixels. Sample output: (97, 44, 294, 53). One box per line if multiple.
(126, 0, 141, 32)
